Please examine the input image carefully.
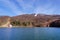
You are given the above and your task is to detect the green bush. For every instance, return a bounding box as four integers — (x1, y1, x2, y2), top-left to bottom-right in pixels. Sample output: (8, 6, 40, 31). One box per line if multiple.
(22, 22, 27, 26)
(11, 20, 21, 26)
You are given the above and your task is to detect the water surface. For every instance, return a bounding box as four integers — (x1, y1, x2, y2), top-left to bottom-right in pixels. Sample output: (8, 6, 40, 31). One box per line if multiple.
(0, 27, 60, 40)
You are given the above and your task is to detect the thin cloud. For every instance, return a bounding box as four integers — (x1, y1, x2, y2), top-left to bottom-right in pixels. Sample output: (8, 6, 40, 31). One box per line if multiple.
(33, 1, 57, 15)
(16, 0, 36, 13)
(0, 0, 24, 15)
(0, 0, 60, 16)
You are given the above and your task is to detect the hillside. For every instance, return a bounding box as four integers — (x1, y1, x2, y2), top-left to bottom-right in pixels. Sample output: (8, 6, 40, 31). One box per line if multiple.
(0, 14, 60, 27)
(0, 16, 10, 27)
(10, 14, 60, 27)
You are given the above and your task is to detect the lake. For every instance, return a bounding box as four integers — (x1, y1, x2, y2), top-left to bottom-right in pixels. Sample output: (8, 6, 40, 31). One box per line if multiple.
(0, 27, 60, 40)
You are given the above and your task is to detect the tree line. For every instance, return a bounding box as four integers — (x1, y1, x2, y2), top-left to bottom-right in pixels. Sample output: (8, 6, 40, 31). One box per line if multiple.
(10, 20, 31, 26)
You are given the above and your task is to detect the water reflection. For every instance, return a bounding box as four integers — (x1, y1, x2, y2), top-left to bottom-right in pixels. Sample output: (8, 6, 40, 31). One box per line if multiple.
(0, 28, 11, 40)
(0, 27, 60, 40)
(10, 28, 35, 40)
(34, 27, 60, 40)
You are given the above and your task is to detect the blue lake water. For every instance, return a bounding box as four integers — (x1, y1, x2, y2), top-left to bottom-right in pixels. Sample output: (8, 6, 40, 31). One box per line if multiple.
(0, 27, 60, 40)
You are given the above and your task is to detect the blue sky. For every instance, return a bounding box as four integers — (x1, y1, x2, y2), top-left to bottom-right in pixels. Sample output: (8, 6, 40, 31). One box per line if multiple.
(0, 0, 60, 16)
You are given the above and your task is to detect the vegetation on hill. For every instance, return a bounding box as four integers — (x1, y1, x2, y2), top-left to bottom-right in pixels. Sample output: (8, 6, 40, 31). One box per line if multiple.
(0, 14, 60, 27)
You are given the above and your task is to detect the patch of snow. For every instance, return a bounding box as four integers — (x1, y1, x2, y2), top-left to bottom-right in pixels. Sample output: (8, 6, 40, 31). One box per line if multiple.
(34, 14, 37, 16)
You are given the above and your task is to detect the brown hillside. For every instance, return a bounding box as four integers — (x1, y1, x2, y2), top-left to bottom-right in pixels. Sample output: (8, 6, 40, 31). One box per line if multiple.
(10, 14, 60, 27)
(0, 14, 60, 27)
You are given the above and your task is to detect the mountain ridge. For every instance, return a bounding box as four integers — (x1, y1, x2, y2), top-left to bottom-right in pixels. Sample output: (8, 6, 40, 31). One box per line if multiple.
(0, 14, 60, 27)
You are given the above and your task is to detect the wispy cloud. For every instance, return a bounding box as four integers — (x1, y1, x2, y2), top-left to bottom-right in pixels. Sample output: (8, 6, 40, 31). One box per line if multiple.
(0, 0, 25, 15)
(0, 0, 36, 15)
(33, 1, 57, 15)
(16, 0, 36, 14)
(16, 0, 35, 9)
(0, 0, 60, 16)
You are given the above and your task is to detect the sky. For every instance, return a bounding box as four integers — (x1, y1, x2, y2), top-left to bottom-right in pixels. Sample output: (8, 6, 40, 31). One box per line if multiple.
(0, 0, 60, 16)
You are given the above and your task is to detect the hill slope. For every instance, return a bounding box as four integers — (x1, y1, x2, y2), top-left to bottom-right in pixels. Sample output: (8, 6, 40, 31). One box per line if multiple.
(0, 14, 60, 27)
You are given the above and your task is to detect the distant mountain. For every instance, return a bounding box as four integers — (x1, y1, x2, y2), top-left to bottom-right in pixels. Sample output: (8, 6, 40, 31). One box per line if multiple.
(0, 14, 60, 27)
